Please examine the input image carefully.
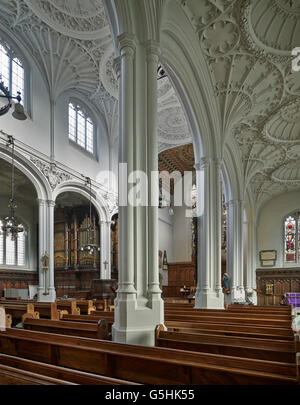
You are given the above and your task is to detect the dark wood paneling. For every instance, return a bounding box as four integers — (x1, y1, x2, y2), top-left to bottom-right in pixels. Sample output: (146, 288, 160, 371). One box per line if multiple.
(256, 268, 300, 305)
(163, 262, 195, 297)
(0, 270, 38, 297)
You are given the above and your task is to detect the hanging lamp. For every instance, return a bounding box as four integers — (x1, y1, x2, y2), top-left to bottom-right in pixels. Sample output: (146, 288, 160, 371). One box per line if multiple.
(80, 177, 100, 255)
(2, 136, 23, 240)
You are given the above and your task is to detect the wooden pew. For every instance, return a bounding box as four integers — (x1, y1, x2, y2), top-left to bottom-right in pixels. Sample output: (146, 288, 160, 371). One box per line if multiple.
(164, 308, 291, 321)
(87, 310, 114, 320)
(0, 363, 76, 385)
(56, 300, 80, 315)
(2, 301, 67, 321)
(164, 312, 291, 328)
(61, 314, 114, 335)
(165, 321, 295, 341)
(93, 299, 108, 311)
(164, 303, 291, 314)
(23, 318, 110, 340)
(229, 304, 291, 311)
(1, 303, 39, 325)
(0, 354, 139, 385)
(61, 312, 294, 341)
(76, 300, 96, 315)
(155, 325, 297, 363)
(0, 328, 297, 385)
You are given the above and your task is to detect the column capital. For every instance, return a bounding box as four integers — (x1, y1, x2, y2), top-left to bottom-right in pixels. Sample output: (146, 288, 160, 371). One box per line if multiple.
(47, 200, 56, 208)
(226, 199, 244, 208)
(99, 220, 112, 226)
(117, 33, 136, 56)
(37, 198, 47, 206)
(195, 157, 222, 170)
(144, 40, 161, 58)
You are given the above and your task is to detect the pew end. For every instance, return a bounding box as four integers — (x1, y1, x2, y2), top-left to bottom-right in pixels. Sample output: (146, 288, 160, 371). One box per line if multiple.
(58, 310, 68, 319)
(6, 314, 12, 329)
(22, 311, 39, 324)
(155, 324, 165, 346)
(97, 320, 110, 340)
(88, 306, 97, 315)
(50, 303, 59, 321)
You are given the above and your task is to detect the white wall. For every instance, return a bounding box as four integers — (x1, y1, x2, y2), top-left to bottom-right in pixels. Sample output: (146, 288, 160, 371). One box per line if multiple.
(158, 208, 174, 263)
(0, 48, 115, 192)
(173, 206, 192, 262)
(158, 206, 193, 264)
(257, 190, 300, 268)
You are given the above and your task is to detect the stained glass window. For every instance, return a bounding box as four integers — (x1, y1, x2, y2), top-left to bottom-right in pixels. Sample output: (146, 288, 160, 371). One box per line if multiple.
(0, 219, 26, 267)
(284, 214, 300, 263)
(0, 43, 24, 104)
(68, 102, 95, 154)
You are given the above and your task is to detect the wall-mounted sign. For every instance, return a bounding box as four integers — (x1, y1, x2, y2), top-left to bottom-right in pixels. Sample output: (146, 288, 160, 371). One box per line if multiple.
(259, 250, 277, 267)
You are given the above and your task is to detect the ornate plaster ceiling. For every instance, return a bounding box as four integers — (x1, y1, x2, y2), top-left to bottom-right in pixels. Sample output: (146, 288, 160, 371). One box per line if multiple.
(181, 0, 300, 209)
(0, 0, 190, 151)
(24, 0, 110, 40)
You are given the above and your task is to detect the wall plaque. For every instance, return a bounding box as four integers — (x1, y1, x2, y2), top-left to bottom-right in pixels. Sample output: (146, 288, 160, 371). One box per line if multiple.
(259, 250, 277, 267)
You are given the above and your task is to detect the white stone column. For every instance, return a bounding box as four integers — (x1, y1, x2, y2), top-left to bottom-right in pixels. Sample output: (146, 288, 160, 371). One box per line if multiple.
(147, 41, 162, 302)
(245, 218, 258, 304)
(37, 199, 46, 301)
(38, 199, 56, 302)
(195, 158, 224, 309)
(100, 220, 111, 279)
(112, 36, 164, 346)
(226, 199, 245, 303)
(117, 34, 136, 296)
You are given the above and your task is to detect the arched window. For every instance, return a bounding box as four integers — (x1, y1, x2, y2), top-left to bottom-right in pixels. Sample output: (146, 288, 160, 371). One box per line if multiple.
(284, 212, 300, 263)
(0, 219, 26, 267)
(68, 102, 95, 154)
(0, 42, 24, 104)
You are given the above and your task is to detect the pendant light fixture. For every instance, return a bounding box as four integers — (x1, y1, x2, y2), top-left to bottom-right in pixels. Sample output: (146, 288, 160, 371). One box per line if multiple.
(80, 177, 100, 255)
(2, 136, 23, 240)
(0, 76, 27, 120)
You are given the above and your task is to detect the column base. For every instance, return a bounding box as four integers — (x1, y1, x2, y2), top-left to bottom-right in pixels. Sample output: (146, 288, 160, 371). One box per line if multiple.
(112, 295, 164, 346)
(37, 287, 56, 302)
(195, 288, 225, 309)
(245, 288, 257, 305)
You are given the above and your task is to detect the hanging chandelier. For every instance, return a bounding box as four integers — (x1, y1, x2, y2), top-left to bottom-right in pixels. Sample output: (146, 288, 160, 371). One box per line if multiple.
(2, 136, 23, 240)
(80, 177, 100, 255)
(0, 75, 27, 120)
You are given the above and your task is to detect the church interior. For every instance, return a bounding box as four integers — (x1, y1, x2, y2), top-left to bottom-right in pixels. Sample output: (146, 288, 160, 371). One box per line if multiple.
(0, 0, 299, 387)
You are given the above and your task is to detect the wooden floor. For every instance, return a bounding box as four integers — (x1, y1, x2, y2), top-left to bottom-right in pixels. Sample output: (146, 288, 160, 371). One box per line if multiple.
(0, 299, 299, 385)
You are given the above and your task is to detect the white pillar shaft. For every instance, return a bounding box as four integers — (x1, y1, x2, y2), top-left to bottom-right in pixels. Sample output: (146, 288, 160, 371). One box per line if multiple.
(37, 199, 46, 299)
(118, 42, 136, 294)
(195, 158, 224, 309)
(226, 199, 245, 301)
(38, 199, 56, 302)
(147, 45, 160, 297)
(100, 221, 111, 279)
(47, 201, 56, 301)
